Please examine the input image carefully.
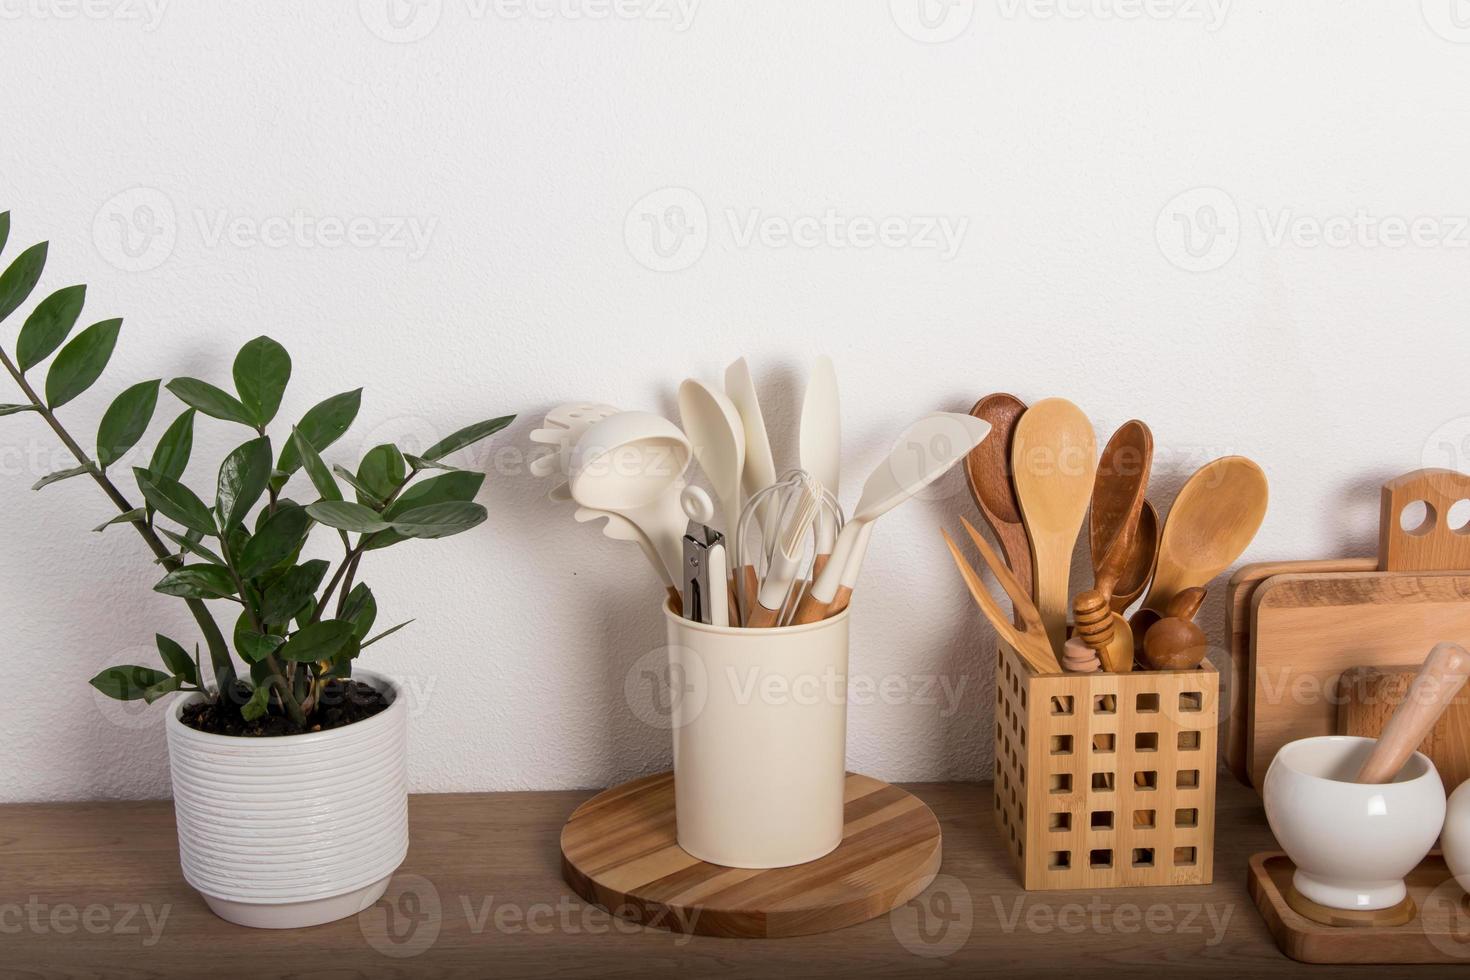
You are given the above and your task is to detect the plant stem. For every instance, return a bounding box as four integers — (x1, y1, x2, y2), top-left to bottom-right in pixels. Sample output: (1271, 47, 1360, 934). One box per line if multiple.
(0, 350, 240, 695)
(219, 532, 306, 726)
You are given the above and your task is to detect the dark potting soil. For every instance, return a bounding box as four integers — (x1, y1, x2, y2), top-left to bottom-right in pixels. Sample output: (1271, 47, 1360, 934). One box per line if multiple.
(179, 679, 391, 737)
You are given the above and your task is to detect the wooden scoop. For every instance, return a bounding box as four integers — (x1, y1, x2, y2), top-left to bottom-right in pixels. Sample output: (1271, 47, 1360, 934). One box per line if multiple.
(1011, 398, 1096, 653)
(1357, 642, 1470, 784)
(1142, 456, 1267, 614)
(1110, 500, 1159, 612)
(964, 394, 1033, 607)
(1090, 421, 1152, 601)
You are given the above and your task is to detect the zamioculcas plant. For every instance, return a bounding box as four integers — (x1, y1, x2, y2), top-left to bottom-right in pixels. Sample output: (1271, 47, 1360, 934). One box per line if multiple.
(0, 210, 513, 732)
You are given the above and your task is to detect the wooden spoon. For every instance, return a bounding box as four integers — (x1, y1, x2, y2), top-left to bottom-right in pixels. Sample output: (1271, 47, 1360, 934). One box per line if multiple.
(964, 394, 1033, 605)
(1141, 456, 1268, 614)
(1358, 642, 1470, 783)
(1089, 421, 1153, 601)
(1110, 500, 1159, 612)
(1011, 398, 1097, 653)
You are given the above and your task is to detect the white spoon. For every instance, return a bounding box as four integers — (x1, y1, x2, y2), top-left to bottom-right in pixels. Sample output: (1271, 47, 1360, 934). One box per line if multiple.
(792, 412, 993, 623)
(678, 379, 746, 536)
(569, 411, 692, 585)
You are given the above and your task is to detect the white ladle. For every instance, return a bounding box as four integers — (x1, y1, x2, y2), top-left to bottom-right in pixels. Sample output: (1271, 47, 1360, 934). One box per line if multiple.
(569, 411, 692, 585)
(678, 379, 746, 535)
(792, 412, 993, 623)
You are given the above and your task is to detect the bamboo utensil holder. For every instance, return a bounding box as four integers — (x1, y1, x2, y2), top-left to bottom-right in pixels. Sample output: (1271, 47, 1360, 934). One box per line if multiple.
(994, 642, 1218, 889)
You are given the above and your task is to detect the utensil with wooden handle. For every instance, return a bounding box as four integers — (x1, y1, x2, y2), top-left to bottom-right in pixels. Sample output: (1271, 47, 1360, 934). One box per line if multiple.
(1011, 398, 1097, 652)
(1089, 420, 1153, 601)
(963, 393, 1033, 605)
(793, 412, 992, 623)
(1142, 455, 1268, 614)
(725, 358, 778, 536)
(1357, 642, 1470, 784)
(1072, 591, 1133, 672)
(678, 378, 746, 537)
(800, 356, 841, 577)
(943, 518, 1061, 675)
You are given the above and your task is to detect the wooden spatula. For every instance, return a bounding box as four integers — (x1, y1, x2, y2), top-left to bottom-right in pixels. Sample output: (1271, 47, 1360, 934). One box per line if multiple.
(964, 394, 1033, 605)
(1142, 456, 1267, 614)
(1011, 398, 1096, 652)
(1358, 642, 1470, 784)
(943, 518, 1061, 675)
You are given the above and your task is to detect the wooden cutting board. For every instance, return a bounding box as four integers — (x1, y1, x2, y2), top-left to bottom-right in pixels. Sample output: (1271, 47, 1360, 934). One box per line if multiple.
(1247, 571, 1470, 788)
(1224, 558, 1376, 784)
(1338, 664, 1470, 791)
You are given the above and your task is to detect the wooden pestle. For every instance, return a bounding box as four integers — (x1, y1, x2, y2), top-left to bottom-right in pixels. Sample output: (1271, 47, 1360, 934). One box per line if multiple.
(1357, 642, 1470, 784)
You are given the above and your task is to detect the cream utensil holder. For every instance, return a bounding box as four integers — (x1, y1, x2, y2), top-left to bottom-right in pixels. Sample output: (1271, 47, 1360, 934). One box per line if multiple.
(663, 602, 850, 869)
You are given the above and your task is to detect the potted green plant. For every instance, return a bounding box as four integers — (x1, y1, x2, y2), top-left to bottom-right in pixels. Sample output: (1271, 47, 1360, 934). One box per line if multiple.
(0, 211, 514, 928)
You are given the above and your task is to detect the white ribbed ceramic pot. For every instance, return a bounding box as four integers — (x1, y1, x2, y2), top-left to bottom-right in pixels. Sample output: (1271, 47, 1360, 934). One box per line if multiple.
(165, 670, 408, 929)
(664, 604, 849, 869)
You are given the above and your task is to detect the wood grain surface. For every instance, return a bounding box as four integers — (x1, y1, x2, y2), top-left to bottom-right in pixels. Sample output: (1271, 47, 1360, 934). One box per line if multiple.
(1247, 571, 1470, 787)
(1223, 558, 1377, 784)
(0, 779, 1421, 978)
(1248, 851, 1470, 964)
(560, 772, 940, 938)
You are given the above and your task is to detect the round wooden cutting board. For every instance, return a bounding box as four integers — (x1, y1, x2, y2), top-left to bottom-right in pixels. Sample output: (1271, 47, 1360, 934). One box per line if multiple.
(560, 771, 942, 939)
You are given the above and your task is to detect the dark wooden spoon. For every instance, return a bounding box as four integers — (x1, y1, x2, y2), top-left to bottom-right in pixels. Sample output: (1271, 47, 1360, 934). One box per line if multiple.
(964, 394, 1033, 604)
(1088, 420, 1154, 610)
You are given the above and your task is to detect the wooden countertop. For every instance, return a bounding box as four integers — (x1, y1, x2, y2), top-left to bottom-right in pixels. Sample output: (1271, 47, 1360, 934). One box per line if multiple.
(0, 775, 1452, 978)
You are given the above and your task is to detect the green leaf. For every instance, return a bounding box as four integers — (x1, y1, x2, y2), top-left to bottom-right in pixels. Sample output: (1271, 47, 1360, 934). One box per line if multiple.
(233, 628, 285, 667)
(89, 665, 171, 701)
(32, 463, 91, 490)
(143, 674, 184, 704)
(423, 414, 515, 461)
(154, 563, 237, 599)
(96, 379, 160, 469)
(238, 502, 310, 578)
(16, 284, 85, 372)
(307, 499, 391, 533)
(44, 318, 121, 409)
(155, 633, 198, 685)
(361, 619, 413, 649)
(233, 335, 291, 427)
(405, 454, 460, 472)
(0, 403, 37, 417)
(366, 470, 486, 550)
(275, 388, 362, 477)
(165, 377, 253, 427)
(384, 470, 485, 517)
(241, 683, 272, 721)
(390, 501, 487, 539)
(0, 212, 8, 255)
(93, 508, 145, 532)
(134, 468, 215, 534)
(148, 409, 195, 482)
(260, 559, 328, 626)
(289, 426, 341, 502)
(158, 527, 224, 565)
(340, 582, 377, 640)
(331, 465, 386, 506)
(356, 443, 406, 505)
(324, 636, 362, 679)
(216, 436, 272, 529)
(279, 620, 355, 663)
(0, 241, 47, 324)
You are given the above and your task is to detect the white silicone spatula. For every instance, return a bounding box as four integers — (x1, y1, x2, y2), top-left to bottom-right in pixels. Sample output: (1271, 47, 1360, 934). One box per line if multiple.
(792, 412, 993, 623)
(800, 355, 840, 574)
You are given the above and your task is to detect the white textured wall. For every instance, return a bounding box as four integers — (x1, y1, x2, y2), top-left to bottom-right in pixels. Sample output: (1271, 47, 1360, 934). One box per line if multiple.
(2, 1, 1469, 802)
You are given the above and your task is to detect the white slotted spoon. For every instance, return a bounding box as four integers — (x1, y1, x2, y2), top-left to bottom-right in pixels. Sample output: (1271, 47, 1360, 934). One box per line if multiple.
(529, 402, 621, 499)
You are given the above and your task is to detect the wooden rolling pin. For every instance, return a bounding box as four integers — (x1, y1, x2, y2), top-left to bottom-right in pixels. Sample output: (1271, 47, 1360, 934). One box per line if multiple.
(1357, 642, 1470, 784)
